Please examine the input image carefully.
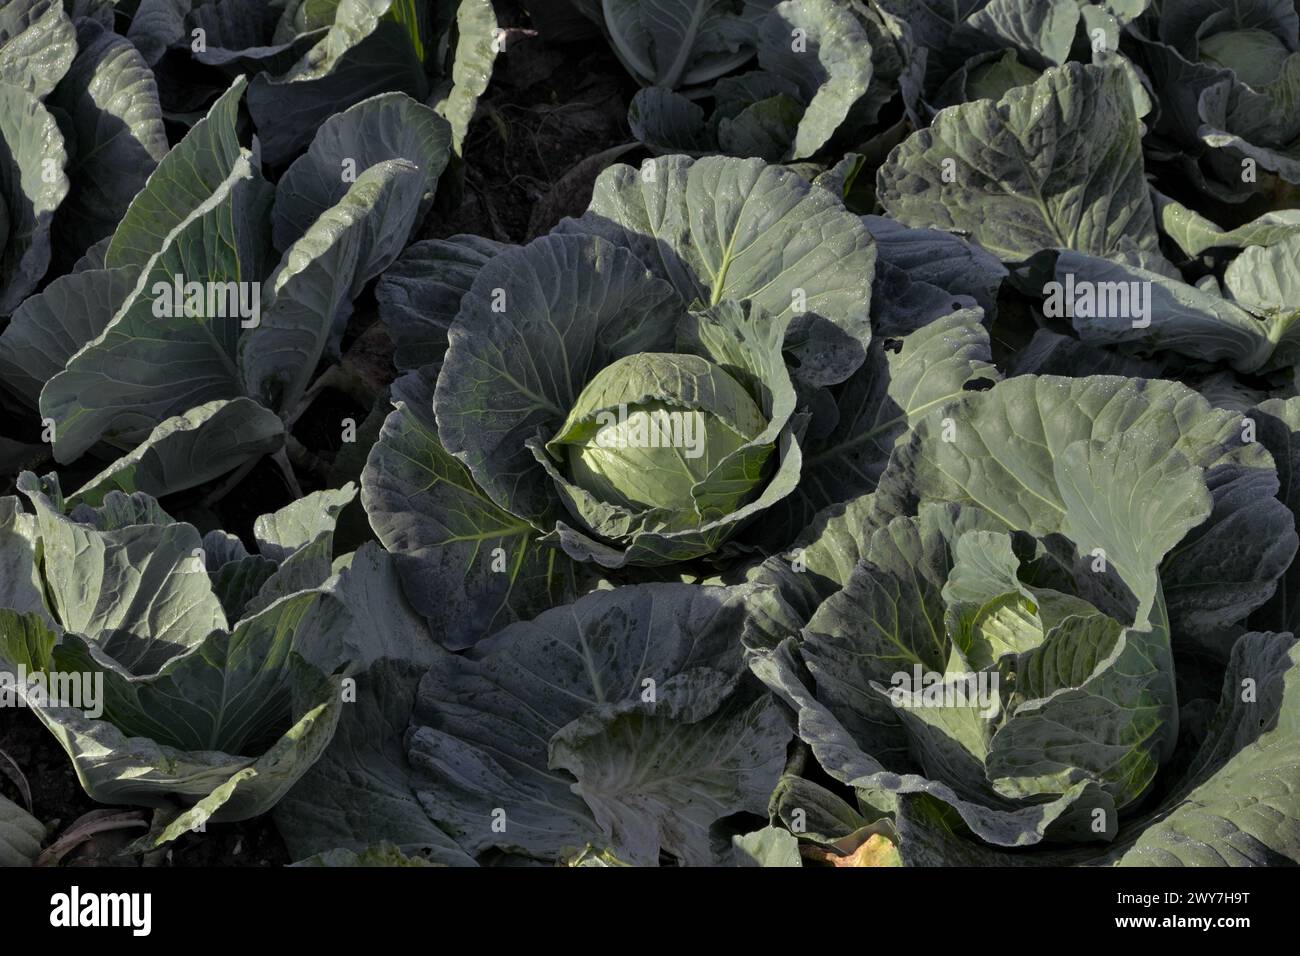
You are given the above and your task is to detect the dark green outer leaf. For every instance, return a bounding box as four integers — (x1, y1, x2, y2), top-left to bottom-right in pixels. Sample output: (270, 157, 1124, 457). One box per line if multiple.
(49, 20, 168, 270)
(68, 398, 285, 508)
(435, 232, 682, 525)
(877, 63, 1159, 262)
(103, 76, 246, 273)
(361, 367, 586, 649)
(406, 582, 771, 863)
(247, 1, 429, 165)
(558, 154, 876, 388)
(0, 83, 69, 315)
(0, 0, 75, 97)
(0, 264, 136, 406)
(374, 234, 506, 372)
(271, 91, 451, 255)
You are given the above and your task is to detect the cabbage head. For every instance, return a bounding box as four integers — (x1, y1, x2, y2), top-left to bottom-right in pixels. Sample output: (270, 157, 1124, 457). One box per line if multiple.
(548, 353, 771, 527)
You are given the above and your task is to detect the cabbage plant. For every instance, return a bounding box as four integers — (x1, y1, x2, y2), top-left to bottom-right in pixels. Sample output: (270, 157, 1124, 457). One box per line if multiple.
(274, 578, 794, 866)
(746, 375, 1300, 864)
(0, 0, 167, 314)
(877, 0, 1151, 110)
(627, 0, 916, 162)
(564, 0, 775, 88)
(122, 0, 498, 161)
(362, 154, 924, 645)
(0, 75, 452, 506)
(1129, 0, 1300, 199)
(0, 474, 360, 845)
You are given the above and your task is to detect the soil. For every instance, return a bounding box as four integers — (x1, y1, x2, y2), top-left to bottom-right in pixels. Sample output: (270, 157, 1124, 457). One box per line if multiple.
(428, 1, 639, 244)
